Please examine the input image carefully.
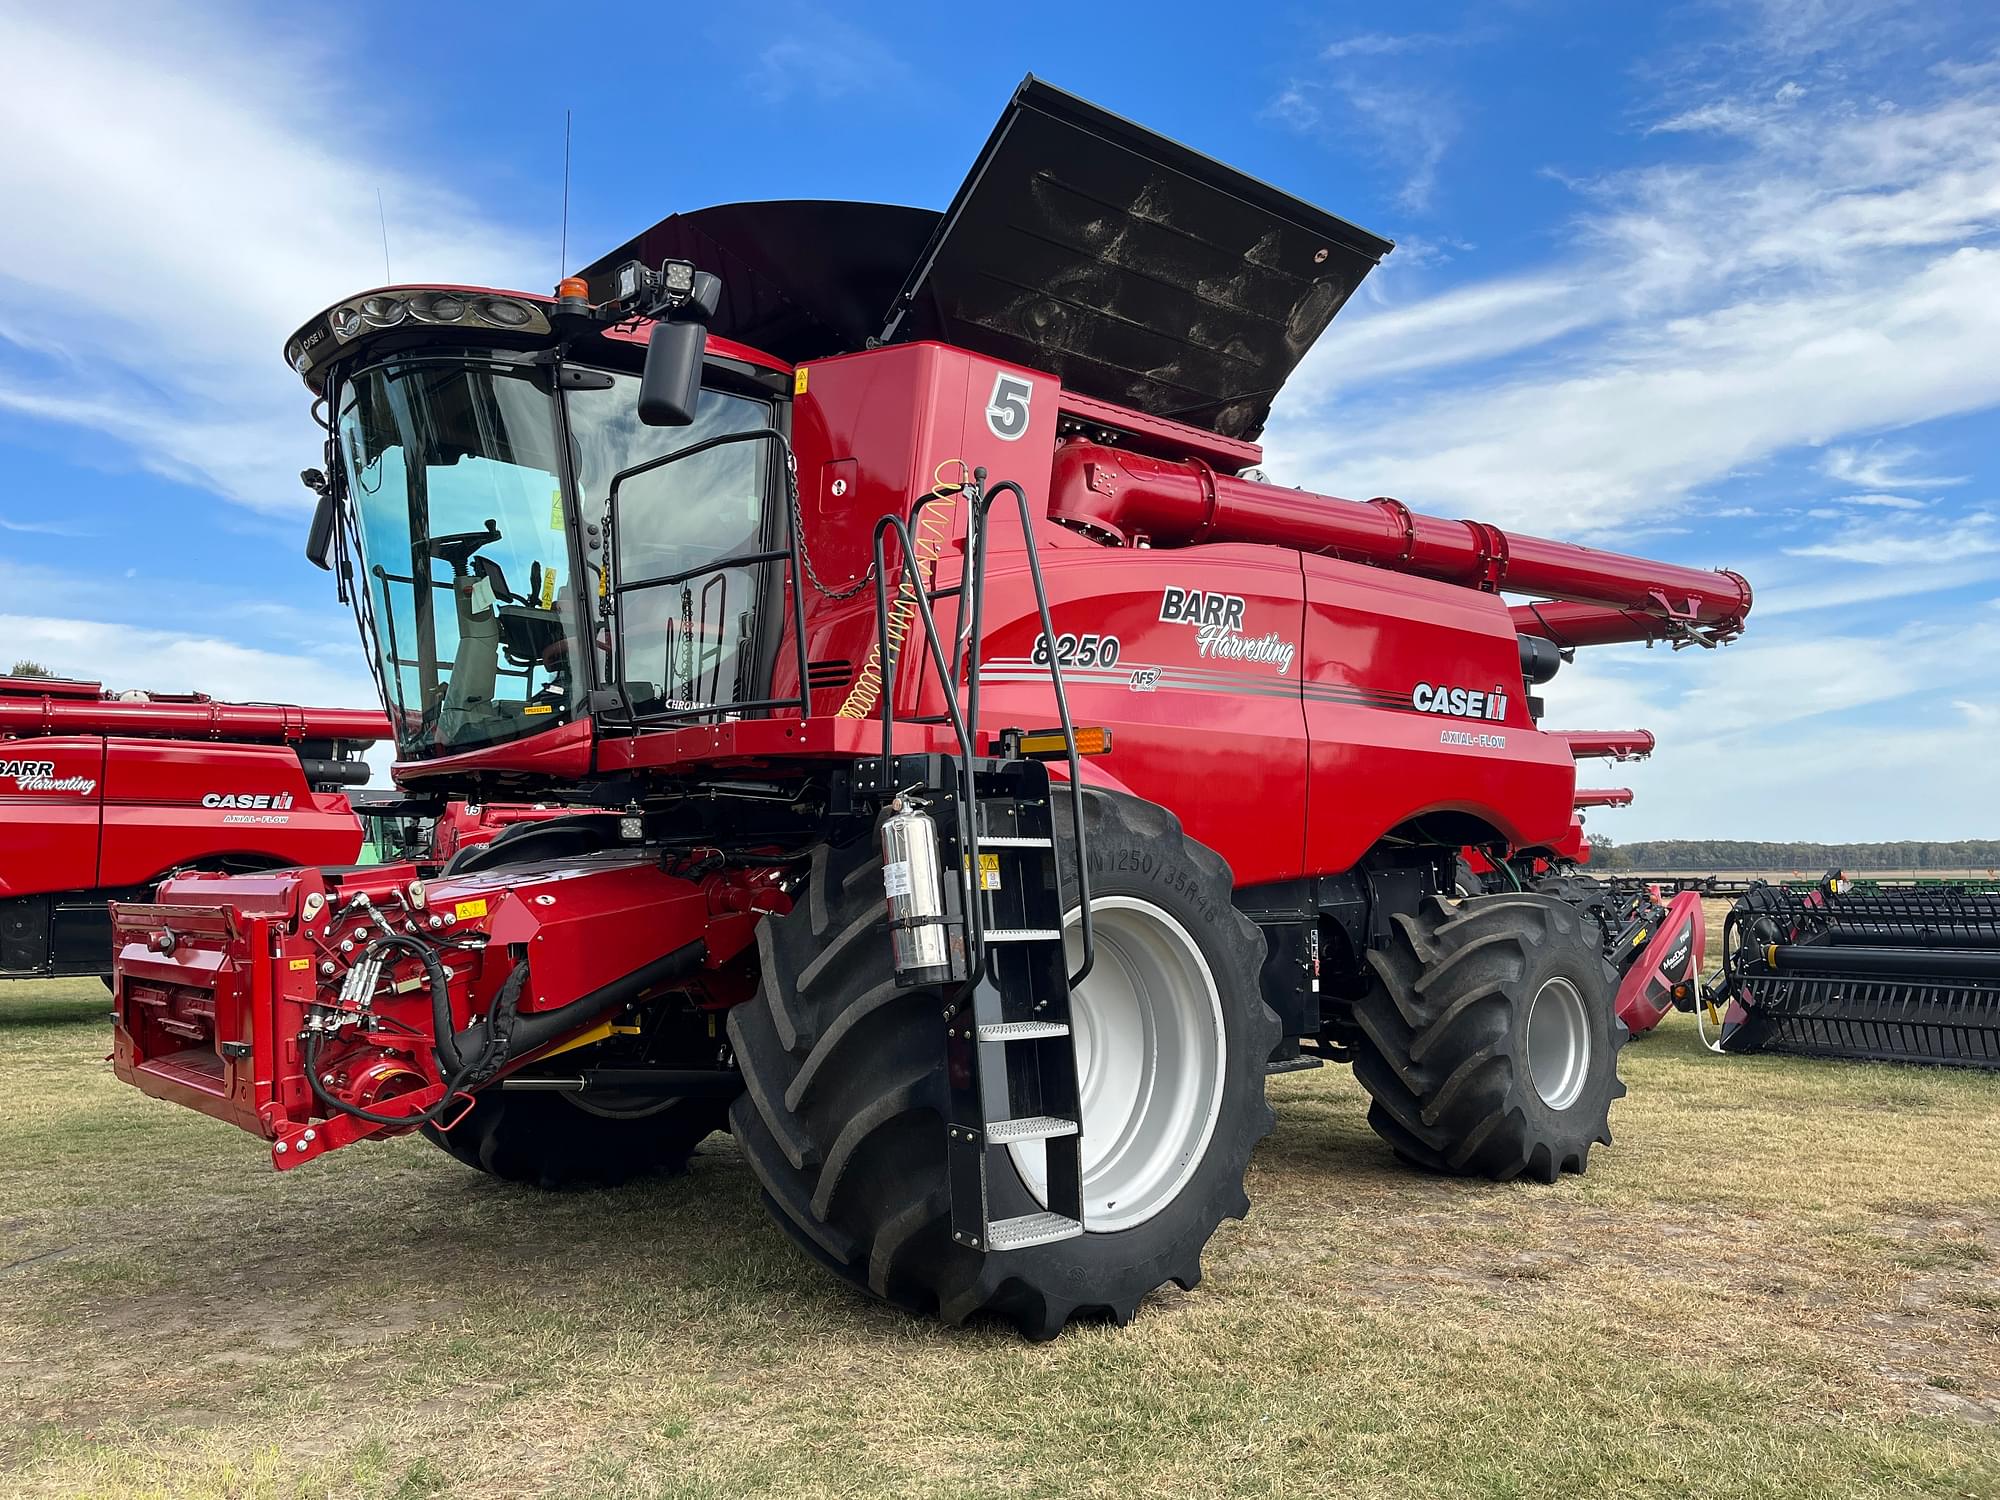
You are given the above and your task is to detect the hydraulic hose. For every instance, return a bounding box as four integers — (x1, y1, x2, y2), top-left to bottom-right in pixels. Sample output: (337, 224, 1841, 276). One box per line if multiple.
(305, 939, 705, 1131)
(837, 464, 963, 720)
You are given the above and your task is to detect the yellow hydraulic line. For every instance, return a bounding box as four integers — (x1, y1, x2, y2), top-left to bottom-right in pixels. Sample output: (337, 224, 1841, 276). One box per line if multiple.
(837, 460, 966, 721)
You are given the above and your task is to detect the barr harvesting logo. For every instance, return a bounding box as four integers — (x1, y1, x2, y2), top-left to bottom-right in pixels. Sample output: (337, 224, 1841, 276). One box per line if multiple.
(1158, 587, 1297, 676)
(0, 758, 97, 794)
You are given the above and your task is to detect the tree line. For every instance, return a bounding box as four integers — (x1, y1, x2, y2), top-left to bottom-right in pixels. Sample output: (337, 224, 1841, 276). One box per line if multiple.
(1588, 837, 2000, 871)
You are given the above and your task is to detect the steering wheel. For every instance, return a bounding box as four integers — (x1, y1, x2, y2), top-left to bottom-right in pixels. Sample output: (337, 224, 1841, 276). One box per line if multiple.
(427, 520, 502, 575)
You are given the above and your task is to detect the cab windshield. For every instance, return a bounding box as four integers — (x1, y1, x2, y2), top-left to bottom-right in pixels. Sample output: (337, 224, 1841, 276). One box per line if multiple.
(337, 357, 586, 758)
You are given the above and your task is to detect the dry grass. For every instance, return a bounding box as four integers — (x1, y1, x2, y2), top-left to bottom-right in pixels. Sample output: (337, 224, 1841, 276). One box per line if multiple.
(4, 975, 1999, 1499)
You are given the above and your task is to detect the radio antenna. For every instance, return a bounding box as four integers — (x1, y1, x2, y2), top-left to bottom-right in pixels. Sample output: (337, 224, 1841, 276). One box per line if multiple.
(376, 188, 392, 282)
(559, 109, 572, 280)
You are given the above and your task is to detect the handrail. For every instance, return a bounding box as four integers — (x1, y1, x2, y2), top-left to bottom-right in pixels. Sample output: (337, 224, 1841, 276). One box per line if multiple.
(971, 476, 1094, 989)
(870, 469, 1095, 998)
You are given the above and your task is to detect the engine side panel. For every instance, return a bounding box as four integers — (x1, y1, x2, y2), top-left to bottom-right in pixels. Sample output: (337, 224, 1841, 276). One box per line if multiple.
(97, 740, 365, 887)
(0, 736, 106, 897)
(974, 543, 1309, 887)
(1301, 555, 1575, 873)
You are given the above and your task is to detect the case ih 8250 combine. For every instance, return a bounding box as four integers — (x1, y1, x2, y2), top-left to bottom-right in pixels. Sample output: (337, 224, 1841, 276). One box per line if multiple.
(1, 675, 386, 979)
(108, 81, 1752, 1337)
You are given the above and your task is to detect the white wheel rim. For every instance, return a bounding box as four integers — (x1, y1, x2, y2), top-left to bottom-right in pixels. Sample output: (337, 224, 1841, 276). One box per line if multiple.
(1525, 976, 1592, 1110)
(1007, 896, 1227, 1233)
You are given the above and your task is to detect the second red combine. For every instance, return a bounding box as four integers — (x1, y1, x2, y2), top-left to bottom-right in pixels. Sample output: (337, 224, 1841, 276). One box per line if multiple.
(107, 78, 1752, 1337)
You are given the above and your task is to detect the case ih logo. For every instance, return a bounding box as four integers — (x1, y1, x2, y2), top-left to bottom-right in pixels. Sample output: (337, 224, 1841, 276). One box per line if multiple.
(1158, 588, 1297, 676)
(0, 758, 97, 794)
(1412, 682, 1510, 722)
(202, 792, 296, 810)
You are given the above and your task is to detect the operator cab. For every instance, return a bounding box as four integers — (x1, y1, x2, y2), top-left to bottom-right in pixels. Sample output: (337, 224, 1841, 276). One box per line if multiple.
(292, 272, 792, 769)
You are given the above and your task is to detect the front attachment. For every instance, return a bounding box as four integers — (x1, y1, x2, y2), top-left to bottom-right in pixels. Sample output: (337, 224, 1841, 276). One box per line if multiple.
(1713, 880, 2000, 1067)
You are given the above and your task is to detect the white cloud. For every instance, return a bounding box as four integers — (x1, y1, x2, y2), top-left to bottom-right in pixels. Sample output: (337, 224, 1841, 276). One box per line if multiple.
(1263, 73, 2000, 541)
(0, 613, 374, 709)
(1818, 442, 1967, 489)
(1784, 510, 1999, 564)
(0, 515, 95, 537)
(1828, 492, 1928, 509)
(0, 2, 542, 513)
(1269, 44, 1466, 214)
(743, 8, 905, 103)
(1543, 603, 2000, 839)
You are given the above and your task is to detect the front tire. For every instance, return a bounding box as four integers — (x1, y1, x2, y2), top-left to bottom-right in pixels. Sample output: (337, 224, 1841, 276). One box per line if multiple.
(1350, 894, 1625, 1182)
(727, 789, 1276, 1338)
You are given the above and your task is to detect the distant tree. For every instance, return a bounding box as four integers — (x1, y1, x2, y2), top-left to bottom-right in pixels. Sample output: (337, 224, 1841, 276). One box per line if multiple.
(1587, 834, 1633, 868)
(1608, 839, 2000, 871)
(8, 659, 55, 677)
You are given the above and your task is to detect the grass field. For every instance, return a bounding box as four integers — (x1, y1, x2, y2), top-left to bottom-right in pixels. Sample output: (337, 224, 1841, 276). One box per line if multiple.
(4, 961, 1998, 1500)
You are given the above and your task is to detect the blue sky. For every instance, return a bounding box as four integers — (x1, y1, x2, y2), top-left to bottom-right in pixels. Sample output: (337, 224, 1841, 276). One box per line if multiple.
(1, 0, 1995, 841)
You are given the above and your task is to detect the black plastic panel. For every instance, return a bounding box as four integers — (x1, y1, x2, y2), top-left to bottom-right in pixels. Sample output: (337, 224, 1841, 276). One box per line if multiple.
(880, 77, 1392, 440)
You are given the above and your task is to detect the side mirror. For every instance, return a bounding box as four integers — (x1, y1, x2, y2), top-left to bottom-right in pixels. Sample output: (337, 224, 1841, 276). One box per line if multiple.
(638, 320, 708, 427)
(305, 488, 337, 571)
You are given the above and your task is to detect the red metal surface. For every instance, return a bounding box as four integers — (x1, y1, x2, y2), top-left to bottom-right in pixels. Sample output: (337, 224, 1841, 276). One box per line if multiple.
(1047, 442, 1753, 637)
(1, 737, 366, 903)
(111, 269, 1754, 1166)
(1616, 889, 1705, 1036)
(1574, 787, 1634, 810)
(1553, 729, 1656, 762)
(109, 855, 727, 1163)
(0, 676, 388, 743)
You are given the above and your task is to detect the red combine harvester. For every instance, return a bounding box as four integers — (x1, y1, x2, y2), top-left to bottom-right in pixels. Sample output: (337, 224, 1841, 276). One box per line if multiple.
(1, 675, 387, 979)
(108, 80, 1752, 1336)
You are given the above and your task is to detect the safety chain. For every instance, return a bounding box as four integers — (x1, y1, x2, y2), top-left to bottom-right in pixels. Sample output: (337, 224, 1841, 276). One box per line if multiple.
(784, 450, 879, 602)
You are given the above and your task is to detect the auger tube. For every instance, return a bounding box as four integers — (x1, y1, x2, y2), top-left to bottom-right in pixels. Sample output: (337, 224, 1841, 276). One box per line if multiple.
(1048, 442, 1752, 641)
(1552, 730, 1656, 761)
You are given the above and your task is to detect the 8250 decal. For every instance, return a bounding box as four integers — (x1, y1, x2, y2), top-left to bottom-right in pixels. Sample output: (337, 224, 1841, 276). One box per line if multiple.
(1031, 632, 1121, 668)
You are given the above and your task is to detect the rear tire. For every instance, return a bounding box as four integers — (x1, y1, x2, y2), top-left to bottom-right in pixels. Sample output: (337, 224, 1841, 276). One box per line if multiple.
(727, 789, 1276, 1338)
(1350, 894, 1625, 1182)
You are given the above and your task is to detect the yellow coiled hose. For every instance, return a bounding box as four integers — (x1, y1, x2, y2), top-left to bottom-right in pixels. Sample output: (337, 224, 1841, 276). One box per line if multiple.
(836, 461, 966, 720)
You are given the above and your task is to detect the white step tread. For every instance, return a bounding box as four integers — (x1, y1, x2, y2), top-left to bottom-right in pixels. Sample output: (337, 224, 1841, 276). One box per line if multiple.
(985, 1114, 1078, 1143)
(976, 1020, 1071, 1042)
(984, 928, 1063, 942)
(974, 835, 1054, 848)
(988, 1211, 1085, 1251)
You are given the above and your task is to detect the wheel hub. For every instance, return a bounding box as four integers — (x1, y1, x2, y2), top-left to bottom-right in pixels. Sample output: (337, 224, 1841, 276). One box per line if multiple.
(1525, 975, 1592, 1110)
(1008, 896, 1226, 1233)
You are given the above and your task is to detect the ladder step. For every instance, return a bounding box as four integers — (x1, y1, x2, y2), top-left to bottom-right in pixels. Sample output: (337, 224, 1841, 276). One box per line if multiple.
(987, 1211, 1085, 1252)
(985, 1114, 1078, 1143)
(983, 928, 1063, 943)
(976, 1020, 1071, 1042)
(975, 835, 1054, 848)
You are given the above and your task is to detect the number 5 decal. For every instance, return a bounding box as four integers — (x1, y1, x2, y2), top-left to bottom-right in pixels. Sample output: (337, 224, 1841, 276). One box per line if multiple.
(986, 372, 1034, 441)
